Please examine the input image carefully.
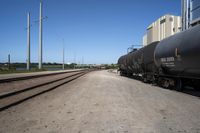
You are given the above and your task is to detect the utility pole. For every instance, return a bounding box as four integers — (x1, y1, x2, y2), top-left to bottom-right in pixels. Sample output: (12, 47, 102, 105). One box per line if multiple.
(62, 39, 65, 70)
(82, 56, 84, 67)
(74, 53, 76, 69)
(27, 12, 31, 70)
(8, 54, 10, 70)
(38, 0, 43, 69)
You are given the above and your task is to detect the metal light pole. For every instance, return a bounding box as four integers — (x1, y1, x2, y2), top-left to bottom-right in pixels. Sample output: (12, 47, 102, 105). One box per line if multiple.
(27, 12, 31, 70)
(39, 0, 43, 69)
(62, 39, 65, 70)
(8, 54, 10, 70)
(82, 56, 84, 67)
(74, 53, 76, 69)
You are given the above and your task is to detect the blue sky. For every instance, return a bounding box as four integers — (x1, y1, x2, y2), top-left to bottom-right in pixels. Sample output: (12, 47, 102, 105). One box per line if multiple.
(0, 0, 180, 64)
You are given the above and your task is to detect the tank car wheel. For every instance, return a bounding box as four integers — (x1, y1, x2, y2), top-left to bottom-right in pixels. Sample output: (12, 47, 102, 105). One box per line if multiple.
(127, 73, 132, 77)
(175, 78, 183, 91)
(163, 79, 170, 88)
(156, 77, 162, 87)
(120, 71, 126, 76)
(120, 71, 123, 76)
(143, 77, 147, 83)
(152, 75, 157, 84)
(142, 75, 148, 83)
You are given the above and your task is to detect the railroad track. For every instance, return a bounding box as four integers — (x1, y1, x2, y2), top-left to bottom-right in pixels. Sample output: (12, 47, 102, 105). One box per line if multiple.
(0, 69, 90, 111)
(0, 69, 86, 83)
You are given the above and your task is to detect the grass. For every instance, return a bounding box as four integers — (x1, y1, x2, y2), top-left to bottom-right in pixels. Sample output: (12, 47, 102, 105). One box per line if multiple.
(0, 65, 75, 74)
(0, 69, 46, 74)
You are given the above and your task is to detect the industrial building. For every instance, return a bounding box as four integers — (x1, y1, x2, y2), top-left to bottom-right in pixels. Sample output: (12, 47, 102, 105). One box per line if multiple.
(142, 34, 147, 46)
(182, 0, 200, 30)
(143, 14, 181, 46)
(191, 0, 200, 26)
(182, 0, 190, 30)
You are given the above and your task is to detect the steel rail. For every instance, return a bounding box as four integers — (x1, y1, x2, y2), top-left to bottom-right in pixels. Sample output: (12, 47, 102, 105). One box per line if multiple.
(0, 69, 87, 83)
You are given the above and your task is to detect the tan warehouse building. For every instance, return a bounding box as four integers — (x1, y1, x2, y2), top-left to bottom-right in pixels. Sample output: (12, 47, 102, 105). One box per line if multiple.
(143, 14, 181, 46)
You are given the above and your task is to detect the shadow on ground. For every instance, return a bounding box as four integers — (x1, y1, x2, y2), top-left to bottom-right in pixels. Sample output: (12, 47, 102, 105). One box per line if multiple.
(118, 74, 200, 98)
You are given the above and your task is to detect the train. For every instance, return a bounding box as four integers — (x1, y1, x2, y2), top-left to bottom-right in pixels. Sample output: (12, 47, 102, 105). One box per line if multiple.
(118, 25, 200, 91)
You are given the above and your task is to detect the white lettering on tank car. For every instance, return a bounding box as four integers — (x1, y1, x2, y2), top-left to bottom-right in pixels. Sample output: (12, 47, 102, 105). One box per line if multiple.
(161, 57, 174, 62)
(161, 57, 175, 67)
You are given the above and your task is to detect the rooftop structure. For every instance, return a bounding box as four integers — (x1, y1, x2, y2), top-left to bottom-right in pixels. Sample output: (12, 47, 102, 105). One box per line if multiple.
(143, 14, 181, 46)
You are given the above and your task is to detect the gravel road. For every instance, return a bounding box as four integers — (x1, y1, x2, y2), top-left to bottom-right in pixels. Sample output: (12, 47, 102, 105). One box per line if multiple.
(0, 70, 200, 133)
